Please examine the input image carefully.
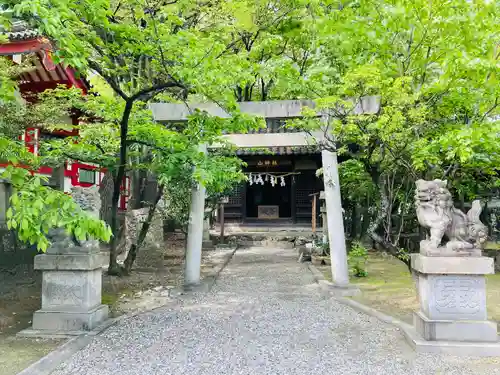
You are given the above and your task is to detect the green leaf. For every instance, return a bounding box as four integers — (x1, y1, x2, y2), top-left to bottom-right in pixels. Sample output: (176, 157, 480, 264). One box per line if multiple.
(11, 194, 19, 205)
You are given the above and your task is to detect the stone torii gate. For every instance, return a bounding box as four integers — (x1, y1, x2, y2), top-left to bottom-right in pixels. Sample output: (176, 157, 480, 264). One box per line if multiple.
(150, 99, 379, 290)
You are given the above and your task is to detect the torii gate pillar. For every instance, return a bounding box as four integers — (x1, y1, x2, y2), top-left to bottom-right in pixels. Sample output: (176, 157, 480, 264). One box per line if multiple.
(321, 150, 351, 288)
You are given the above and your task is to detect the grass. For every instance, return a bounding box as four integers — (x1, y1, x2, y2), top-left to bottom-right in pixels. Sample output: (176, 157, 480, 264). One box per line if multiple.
(349, 254, 418, 324)
(485, 241, 500, 250)
(319, 253, 500, 325)
(102, 289, 132, 308)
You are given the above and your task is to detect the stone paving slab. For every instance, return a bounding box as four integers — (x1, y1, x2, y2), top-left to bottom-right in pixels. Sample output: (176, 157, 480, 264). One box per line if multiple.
(49, 247, 500, 375)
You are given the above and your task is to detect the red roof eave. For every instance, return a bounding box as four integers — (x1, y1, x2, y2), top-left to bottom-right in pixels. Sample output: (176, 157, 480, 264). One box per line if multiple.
(1, 37, 89, 93)
(64, 66, 87, 91)
(0, 37, 52, 55)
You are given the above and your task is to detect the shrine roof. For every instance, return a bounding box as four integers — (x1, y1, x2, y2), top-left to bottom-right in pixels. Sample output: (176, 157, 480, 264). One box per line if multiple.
(1, 21, 40, 41)
(0, 21, 89, 93)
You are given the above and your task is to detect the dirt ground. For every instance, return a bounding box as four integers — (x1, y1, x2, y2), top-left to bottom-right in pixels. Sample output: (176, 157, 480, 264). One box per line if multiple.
(318, 252, 500, 325)
(0, 233, 220, 375)
(0, 263, 62, 375)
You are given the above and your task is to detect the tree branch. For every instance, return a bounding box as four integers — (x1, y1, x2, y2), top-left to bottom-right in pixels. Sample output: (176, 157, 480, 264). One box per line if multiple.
(126, 139, 171, 153)
(481, 96, 499, 122)
(129, 81, 185, 102)
(442, 163, 458, 179)
(88, 60, 129, 101)
(62, 152, 101, 165)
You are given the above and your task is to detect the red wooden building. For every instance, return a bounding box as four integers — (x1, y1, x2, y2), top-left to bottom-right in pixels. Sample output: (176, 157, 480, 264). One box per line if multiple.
(0, 22, 130, 209)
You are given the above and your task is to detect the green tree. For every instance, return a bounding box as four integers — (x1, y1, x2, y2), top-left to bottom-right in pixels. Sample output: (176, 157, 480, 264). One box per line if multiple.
(7, 0, 268, 273)
(289, 0, 500, 263)
(30, 85, 256, 273)
(0, 59, 111, 251)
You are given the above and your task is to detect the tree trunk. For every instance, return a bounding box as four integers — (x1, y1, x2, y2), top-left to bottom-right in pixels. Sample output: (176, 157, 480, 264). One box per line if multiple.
(368, 177, 411, 270)
(459, 192, 465, 211)
(350, 205, 358, 239)
(123, 184, 164, 274)
(360, 208, 371, 239)
(108, 100, 134, 276)
(235, 86, 243, 102)
(243, 83, 252, 101)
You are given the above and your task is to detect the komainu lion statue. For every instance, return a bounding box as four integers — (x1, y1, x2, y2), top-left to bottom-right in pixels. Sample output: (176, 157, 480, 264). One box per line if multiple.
(415, 179, 488, 256)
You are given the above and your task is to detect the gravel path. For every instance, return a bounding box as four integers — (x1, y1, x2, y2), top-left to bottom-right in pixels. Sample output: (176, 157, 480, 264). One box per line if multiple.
(51, 247, 500, 375)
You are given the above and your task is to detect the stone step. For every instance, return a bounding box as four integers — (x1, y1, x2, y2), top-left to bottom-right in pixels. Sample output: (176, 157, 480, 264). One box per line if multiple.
(212, 231, 317, 249)
(212, 226, 320, 233)
(237, 240, 296, 249)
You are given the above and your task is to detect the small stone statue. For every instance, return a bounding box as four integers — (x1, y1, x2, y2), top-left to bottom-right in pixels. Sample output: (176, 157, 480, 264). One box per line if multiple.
(71, 185, 101, 219)
(70, 185, 102, 247)
(415, 179, 488, 256)
(46, 185, 102, 253)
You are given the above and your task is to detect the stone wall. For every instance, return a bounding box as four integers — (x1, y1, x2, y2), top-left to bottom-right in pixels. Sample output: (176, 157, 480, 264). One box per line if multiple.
(0, 182, 9, 223)
(125, 207, 164, 255)
(0, 223, 38, 269)
(0, 182, 38, 269)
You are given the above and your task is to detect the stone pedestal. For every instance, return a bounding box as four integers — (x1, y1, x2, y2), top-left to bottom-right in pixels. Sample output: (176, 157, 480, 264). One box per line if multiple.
(411, 254, 497, 343)
(21, 240, 108, 336)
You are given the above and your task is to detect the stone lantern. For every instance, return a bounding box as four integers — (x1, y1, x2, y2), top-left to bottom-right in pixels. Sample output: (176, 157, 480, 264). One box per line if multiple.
(21, 186, 108, 336)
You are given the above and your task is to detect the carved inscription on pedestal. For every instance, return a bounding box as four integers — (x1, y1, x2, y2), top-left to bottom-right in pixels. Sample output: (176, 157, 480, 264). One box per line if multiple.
(41, 272, 90, 309)
(430, 276, 485, 319)
(434, 277, 480, 313)
(43, 282, 84, 307)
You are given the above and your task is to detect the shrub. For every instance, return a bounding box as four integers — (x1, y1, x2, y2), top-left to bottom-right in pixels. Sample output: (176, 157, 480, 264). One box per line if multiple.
(348, 241, 368, 277)
(315, 239, 330, 256)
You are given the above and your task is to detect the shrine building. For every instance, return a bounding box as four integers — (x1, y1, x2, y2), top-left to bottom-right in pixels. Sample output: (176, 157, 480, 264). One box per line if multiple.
(151, 101, 328, 225)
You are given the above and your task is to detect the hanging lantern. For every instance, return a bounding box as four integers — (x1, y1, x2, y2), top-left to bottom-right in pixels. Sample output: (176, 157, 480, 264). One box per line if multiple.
(280, 176, 285, 187)
(265, 174, 269, 182)
(249, 173, 254, 185)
